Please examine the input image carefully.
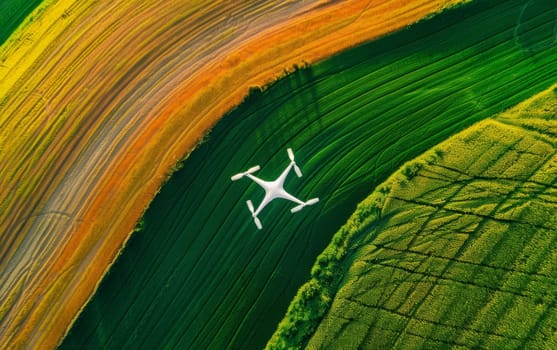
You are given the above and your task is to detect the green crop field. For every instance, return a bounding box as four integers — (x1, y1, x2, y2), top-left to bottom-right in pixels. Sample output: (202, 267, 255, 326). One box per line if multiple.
(295, 87, 557, 349)
(0, 0, 43, 45)
(60, 0, 557, 349)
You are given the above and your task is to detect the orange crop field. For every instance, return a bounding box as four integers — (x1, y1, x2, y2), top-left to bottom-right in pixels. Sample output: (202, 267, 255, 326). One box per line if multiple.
(0, 0, 467, 348)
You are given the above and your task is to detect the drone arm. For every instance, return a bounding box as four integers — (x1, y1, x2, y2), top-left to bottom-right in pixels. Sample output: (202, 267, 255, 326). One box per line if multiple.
(245, 173, 267, 189)
(278, 190, 304, 206)
(253, 193, 273, 217)
(276, 163, 294, 187)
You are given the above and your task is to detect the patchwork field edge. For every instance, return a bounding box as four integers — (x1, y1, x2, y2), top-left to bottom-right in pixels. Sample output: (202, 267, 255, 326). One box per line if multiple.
(267, 84, 557, 349)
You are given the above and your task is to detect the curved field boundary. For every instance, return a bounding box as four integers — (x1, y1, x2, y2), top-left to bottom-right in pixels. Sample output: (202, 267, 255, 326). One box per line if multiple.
(60, 2, 557, 349)
(0, 0, 43, 45)
(0, 1, 463, 348)
(299, 85, 557, 349)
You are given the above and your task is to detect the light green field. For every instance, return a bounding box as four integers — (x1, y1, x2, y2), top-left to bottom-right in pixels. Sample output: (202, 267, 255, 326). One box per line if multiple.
(281, 86, 557, 349)
(60, 0, 557, 348)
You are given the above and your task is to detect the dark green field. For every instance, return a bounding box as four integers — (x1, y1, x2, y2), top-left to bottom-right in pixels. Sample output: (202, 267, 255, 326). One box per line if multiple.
(301, 88, 557, 349)
(60, 0, 557, 349)
(0, 0, 43, 45)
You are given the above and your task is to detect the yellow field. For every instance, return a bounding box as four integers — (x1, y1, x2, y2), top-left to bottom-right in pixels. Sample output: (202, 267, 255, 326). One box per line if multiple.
(0, 0, 468, 348)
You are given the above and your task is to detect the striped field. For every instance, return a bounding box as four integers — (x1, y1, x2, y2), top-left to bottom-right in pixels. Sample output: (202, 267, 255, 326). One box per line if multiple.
(0, 1, 463, 347)
(60, 1, 557, 349)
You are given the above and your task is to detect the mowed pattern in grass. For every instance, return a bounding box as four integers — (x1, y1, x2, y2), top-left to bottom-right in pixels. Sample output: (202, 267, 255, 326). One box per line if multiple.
(60, 1, 557, 349)
(306, 87, 557, 349)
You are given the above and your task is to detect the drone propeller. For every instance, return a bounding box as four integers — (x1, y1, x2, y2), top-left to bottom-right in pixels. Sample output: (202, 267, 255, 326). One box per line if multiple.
(247, 200, 255, 214)
(247, 200, 262, 229)
(287, 148, 295, 161)
(231, 165, 260, 181)
(247, 165, 260, 174)
(305, 198, 319, 206)
(293, 163, 302, 178)
(290, 204, 305, 213)
(287, 148, 303, 177)
(291, 197, 319, 213)
(231, 173, 244, 181)
(254, 217, 262, 230)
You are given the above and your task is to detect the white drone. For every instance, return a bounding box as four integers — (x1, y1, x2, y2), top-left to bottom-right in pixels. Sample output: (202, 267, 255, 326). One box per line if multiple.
(231, 148, 319, 229)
